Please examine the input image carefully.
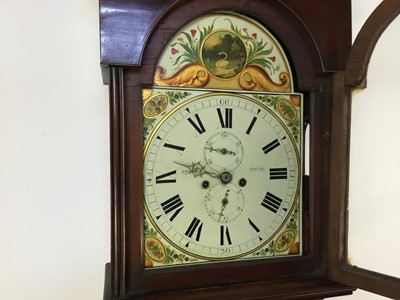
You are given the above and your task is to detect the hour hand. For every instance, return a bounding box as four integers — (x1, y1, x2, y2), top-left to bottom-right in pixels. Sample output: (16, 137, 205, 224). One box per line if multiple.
(173, 160, 219, 178)
(204, 146, 236, 156)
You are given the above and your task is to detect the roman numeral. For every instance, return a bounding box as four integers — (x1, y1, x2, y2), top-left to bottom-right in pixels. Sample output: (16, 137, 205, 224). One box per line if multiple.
(246, 116, 257, 135)
(248, 218, 262, 241)
(262, 139, 280, 154)
(220, 225, 232, 245)
(261, 192, 283, 214)
(269, 168, 288, 180)
(248, 218, 260, 233)
(163, 143, 185, 152)
(185, 217, 203, 241)
(187, 113, 206, 135)
(155, 170, 177, 184)
(217, 108, 233, 128)
(160, 194, 183, 221)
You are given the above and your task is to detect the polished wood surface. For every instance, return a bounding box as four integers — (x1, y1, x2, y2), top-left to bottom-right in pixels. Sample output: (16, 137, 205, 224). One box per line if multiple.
(100, 0, 358, 299)
(345, 0, 400, 88)
(329, 1, 400, 298)
(100, 0, 351, 71)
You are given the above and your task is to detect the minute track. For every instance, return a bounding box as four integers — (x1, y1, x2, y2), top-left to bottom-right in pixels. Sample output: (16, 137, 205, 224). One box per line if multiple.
(143, 91, 301, 261)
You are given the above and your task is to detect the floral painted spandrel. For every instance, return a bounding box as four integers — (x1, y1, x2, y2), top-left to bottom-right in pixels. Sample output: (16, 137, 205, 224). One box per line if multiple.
(154, 13, 293, 92)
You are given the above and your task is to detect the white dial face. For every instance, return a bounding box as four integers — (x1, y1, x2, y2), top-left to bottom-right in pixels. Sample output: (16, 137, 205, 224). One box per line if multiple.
(144, 93, 300, 260)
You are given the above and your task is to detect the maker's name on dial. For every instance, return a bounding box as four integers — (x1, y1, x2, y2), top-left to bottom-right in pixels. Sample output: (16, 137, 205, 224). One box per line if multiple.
(249, 166, 267, 172)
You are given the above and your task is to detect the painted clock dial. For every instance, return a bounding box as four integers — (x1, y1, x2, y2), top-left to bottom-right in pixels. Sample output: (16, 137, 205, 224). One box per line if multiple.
(144, 91, 301, 262)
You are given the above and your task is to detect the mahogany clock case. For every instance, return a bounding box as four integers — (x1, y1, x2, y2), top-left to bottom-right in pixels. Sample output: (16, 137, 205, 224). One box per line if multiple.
(100, 0, 355, 299)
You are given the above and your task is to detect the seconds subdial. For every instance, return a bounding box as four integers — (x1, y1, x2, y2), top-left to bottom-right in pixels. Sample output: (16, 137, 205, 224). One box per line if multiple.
(204, 183, 245, 224)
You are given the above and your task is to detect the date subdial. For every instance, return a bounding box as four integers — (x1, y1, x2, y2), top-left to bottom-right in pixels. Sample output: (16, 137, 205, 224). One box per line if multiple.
(203, 131, 244, 172)
(204, 183, 245, 224)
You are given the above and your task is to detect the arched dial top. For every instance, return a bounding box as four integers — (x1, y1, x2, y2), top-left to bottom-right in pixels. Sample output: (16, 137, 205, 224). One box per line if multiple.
(144, 92, 301, 261)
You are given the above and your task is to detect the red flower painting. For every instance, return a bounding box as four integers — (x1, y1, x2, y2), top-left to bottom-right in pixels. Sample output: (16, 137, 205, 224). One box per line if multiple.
(171, 48, 179, 55)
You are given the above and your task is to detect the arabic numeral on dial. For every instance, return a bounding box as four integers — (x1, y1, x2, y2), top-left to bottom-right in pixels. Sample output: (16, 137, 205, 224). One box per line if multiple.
(219, 248, 232, 254)
(219, 99, 230, 105)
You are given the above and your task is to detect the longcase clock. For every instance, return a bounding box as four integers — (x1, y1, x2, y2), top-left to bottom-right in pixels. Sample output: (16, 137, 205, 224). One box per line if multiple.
(99, 0, 400, 299)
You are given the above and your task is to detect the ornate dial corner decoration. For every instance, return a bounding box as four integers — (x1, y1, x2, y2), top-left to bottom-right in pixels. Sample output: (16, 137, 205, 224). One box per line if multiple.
(142, 88, 154, 102)
(144, 216, 199, 268)
(252, 240, 276, 258)
(289, 95, 301, 107)
(283, 200, 301, 255)
(143, 93, 170, 119)
(253, 94, 302, 144)
(274, 229, 297, 253)
(153, 13, 293, 92)
(142, 89, 192, 143)
(252, 200, 301, 258)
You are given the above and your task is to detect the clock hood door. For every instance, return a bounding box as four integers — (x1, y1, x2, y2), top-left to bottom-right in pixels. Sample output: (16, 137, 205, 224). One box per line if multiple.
(329, 0, 400, 298)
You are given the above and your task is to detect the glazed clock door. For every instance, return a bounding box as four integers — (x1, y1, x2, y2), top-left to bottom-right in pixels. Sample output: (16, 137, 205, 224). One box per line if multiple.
(329, 0, 400, 298)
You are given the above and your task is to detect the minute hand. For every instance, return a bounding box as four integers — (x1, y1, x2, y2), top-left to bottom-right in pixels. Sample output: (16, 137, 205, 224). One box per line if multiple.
(173, 161, 219, 178)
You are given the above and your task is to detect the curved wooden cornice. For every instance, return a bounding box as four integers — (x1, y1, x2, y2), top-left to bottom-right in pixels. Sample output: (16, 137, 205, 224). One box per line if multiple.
(100, 0, 351, 81)
(345, 0, 400, 88)
(100, 0, 178, 66)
